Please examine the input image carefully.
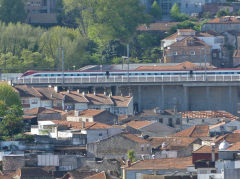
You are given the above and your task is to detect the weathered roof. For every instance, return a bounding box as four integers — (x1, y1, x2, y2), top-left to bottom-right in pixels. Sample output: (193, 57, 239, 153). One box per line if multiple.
(111, 96, 132, 107)
(207, 16, 240, 24)
(35, 87, 64, 100)
(85, 171, 107, 179)
(169, 36, 210, 48)
(181, 110, 238, 120)
(233, 50, 240, 58)
(15, 85, 43, 98)
(148, 137, 198, 149)
(193, 145, 218, 153)
(122, 133, 149, 144)
(137, 22, 179, 32)
(123, 157, 192, 170)
(24, 107, 62, 115)
(172, 125, 209, 137)
(61, 91, 89, 103)
(15, 167, 52, 177)
(85, 94, 114, 105)
(125, 121, 153, 129)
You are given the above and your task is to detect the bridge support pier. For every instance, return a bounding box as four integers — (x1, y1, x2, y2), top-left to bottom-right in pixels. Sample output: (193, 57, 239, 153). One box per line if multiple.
(183, 86, 189, 111)
(138, 86, 142, 112)
(206, 86, 210, 110)
(161, 85, 165, 110)
(115, 86, 119, 96)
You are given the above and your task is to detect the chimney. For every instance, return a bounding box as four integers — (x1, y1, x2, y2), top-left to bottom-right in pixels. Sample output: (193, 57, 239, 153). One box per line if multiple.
(82, 91, 85, 96)
(94, 90, 96, 95)
(54, 86, 58, 93)
(109, 92, 112, 97)
(50, 93, 53, 98)
(211, 143, 215, 162)
(77, 89, 80, 93)
(127, 160, 131, 167)
(67, 90, 70, 93)
(48, 85, 52, 88)
(104, 91, 106, 96)
(82, 121, 85, 128)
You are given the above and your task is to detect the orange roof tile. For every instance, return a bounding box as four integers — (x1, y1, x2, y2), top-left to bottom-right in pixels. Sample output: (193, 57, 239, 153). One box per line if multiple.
(85, 94, 114, 105)
(169, 36, 210, 48)
(227, 142, 240, 151)
(61, 91, 89, 103)
(214, 133, 240, 144)
(193, 145, 218, 153)
(85, 172, 107, 179)
(15, 85, 43, 98)
(123, 157, 192, 170)
(51, 120, 112, 130)
(207, 16, 240, 24)
(172, 125, 209, 137)
(111, 96, 132, 107)
(233, 50, 240, 58)
(148, 137, 198, 149)
(122, 133, 149, 144)
(24, 107, 62, 115)
(125, 120, 153, 129)
(181, 111, 238, 120)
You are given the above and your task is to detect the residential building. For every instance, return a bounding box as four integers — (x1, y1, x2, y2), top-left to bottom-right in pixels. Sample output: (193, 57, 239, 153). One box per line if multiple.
(210, 120, 240, 136)
(87, 133, 151, 159)
(138, 108, 182, 130)
(125, 120, 176, 137)
(162, 29, 224, 65)
(66, 109, 118, 125)
(172, 125, 210, 137)
(15, 85, 63, 110)
(192, 145, 218, 164)
(202, 16, 240, 33)
(163, 36, 212, 64)
(148, 137, 201, 158)
(181, 110, 238, 129)
(14, 167, 54, 179)
(121, 156, 193, 179)
(25, 0, 58, 26)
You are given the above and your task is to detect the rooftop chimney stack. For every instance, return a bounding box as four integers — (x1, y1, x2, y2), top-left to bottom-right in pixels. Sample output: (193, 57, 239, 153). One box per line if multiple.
(211, 143, 215, 162)
(77, 89, 80, 93)
(82, 91, 85, 96)
(67, 90, 70, 93)
(54, 86, 58, 93)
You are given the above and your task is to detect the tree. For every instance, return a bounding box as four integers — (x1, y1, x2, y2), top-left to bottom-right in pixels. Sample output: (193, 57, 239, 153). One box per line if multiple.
(0, 83, 21, 107)
(0, 100, 7, 117)
(127, 150, 136, 162)
(216, 9, 228, 17)
(0, 0, 26, 23)
(170, 3, 188, 22)
(150, 1, 162, 20)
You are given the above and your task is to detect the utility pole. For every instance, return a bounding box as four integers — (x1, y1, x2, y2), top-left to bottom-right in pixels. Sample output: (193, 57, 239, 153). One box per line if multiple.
(127, 44, 130, 83)
(62, 47, 64, 85)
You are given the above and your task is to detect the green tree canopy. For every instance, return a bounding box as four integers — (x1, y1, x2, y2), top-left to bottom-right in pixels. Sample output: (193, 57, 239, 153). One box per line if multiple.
(0, 83, 21, 107)
(216, 9, 228, 17)
(127, 150, 136, 162)
(0, 0, 26, 23)
(150, 0, 162, 20)
(170, 3, 188, 22)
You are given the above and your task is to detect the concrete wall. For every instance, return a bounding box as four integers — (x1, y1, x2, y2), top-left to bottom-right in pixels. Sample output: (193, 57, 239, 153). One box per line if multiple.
(118, 85, 239, 115)
(202, 23, 240, 33)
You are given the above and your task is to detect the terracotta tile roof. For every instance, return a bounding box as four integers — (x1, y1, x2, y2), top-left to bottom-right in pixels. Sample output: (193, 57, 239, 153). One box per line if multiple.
(123, 157, 192, 170)
(227, 142, 240, 151)
(148, 137, 198, 149)
(51, 120, 112, 130)
(178, 29, 195, 32)
(68, 109, 105, 117)
(15, 167, 52, 177)
(125, 120, 153, 129)
(85, 94, 114, 105)
(214, 133, 240, 144)
(35, 87, 64, 100)
(122, 133, 149, 144)
(85, 171, 107, 179)
(15, 85, 43, 98)
(24, 107, 62, 115)
(163, 32, 179, 40)
(135, 61, 211, 71)
(169, 36, 210, 48)
(209, 122, 226, 130)
(233, 50, 240, 58)
(181, 111, 238, 120)
(111, 96, 132, 107)
(234, 130, 240, 133)
(207, 16, 240, 24)
(193, 145, 218, 153)
(137, 22, 179, 32)
(172, 125, 209, 137)
(61, 91, 89, 103)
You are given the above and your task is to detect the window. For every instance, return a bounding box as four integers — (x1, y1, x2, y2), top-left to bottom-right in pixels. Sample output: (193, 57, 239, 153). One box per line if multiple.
(190, 51, 195, 55)
(202, 119, 205, 123)
(86, 119, 89, 122)
(99, 133, 102, 136)
(31, 99, 38, 104)
(141, 144, 144, 151)
(159, 118, 163, 123)
(168, 118, 173, 127)
(172, 52, 178, 56)
(147, 144, 150, 151)
(176, 118, 181, 125)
